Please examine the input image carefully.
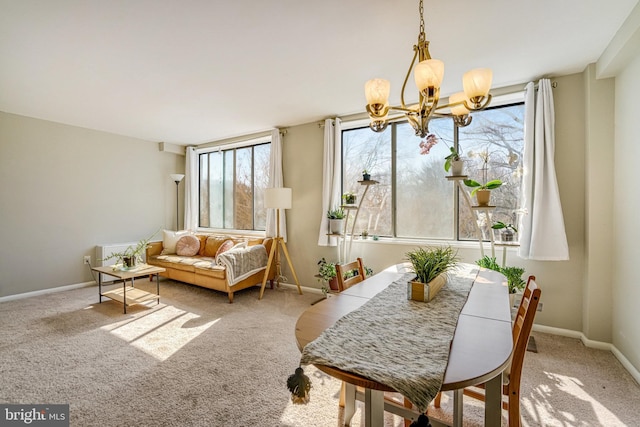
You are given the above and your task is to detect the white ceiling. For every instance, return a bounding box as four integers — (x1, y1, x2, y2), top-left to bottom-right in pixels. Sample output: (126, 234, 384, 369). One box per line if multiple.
(1, 0, 637, 145)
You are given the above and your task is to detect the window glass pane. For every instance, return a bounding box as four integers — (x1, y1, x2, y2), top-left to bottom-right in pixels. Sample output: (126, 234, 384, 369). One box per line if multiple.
(199, 154, 209, 227)
(253, 144, 270, 230)
(224, 150, 234, 228)
(342, 127, 392, 237)
(458, 104, 525, 240)
(235, 147, 253, 230)
(396, 119, 454, 239)
(207, 152, 224, 228)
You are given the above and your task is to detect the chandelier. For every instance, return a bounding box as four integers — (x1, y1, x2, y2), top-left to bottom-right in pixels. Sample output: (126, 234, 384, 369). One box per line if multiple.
(364, 0, 493, 137)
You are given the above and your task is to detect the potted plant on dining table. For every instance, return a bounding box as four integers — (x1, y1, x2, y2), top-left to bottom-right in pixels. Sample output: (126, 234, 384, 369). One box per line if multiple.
(406, 245, 459, 302)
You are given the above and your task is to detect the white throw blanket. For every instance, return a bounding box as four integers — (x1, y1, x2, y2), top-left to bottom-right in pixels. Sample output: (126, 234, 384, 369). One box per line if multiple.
(216, 245, 268, 286)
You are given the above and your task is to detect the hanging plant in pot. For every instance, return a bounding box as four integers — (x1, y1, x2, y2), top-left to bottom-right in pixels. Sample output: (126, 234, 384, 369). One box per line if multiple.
(406, 246, 459, 302)
(327, 206, 345, 234)
(463, 178, 502, 206)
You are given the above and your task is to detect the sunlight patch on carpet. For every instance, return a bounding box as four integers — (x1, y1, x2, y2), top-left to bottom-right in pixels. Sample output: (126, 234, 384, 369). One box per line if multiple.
(521, 371, 624, 427)
(100, 305, 220, 361)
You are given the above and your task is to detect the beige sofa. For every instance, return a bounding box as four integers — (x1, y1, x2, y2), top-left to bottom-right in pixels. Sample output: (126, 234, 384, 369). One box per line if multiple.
(146, 233, 275, 303)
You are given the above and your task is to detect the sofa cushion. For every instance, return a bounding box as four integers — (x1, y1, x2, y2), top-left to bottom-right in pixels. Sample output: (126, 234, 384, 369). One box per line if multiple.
(196, 235, 209, 256)
(203, 236, 230, 257)
(176, 235, 200, 256)
(161, 229, 190, 255)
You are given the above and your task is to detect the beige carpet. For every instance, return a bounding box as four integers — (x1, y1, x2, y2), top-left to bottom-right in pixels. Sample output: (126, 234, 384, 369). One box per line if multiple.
(1, 279, 639, 426)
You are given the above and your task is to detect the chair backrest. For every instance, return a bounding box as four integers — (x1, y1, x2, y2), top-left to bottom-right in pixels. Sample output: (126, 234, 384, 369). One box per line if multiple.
(508, 275, 541, 392)
(335, 258, 366, 292)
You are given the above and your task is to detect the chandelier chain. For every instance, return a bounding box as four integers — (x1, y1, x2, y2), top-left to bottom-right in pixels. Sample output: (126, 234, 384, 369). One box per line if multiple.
(418, 0, 425, 42)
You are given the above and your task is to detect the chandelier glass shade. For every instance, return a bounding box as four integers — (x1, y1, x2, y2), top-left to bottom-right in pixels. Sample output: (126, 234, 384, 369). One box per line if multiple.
(364, 0, 492, 137)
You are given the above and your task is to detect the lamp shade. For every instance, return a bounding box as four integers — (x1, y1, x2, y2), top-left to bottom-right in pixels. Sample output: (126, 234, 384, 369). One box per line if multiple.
(463, 68, 493, 99)
(264, 187, 292, 209)
(365, 78, 391, 106)
(170, 174, 185, 183)
(449, 92, 470, 116)
(414, 59, 444, 91)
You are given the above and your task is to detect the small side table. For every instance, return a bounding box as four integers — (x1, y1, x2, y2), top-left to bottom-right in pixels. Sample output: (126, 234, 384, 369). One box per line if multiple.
(92, 264, 165, 313)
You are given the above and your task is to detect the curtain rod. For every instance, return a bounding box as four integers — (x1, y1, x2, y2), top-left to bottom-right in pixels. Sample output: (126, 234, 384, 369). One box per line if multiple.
(196, 128, 287, 149)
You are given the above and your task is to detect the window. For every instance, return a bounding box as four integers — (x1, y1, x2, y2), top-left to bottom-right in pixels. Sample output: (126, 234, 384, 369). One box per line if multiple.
(341, 102, 524, 241)
(198, 141, 271, 231)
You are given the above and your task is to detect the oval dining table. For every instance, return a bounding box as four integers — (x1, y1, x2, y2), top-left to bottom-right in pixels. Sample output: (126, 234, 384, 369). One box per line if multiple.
(295, 263, 513, 427)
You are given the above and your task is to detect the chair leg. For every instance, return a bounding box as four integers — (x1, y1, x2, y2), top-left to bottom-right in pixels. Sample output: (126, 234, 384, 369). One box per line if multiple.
(433, 391, 443, 408)
(508, 389, 520, 427)
(403, 398, 413, 427)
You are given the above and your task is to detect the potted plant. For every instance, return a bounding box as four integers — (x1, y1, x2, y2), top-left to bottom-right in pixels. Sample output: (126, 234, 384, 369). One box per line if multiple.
(463, 178, 502, 206)
(317, 258, 338, 293)
(406, 245, 459, 302)
(100, 231, 157, 270)
(327, 206, 345, 234)
(491, 221, 518, 242)
(342, 191, 357, 205)
(501, 266, 527, 307)
(475, 256, 526, 307)
(444, 146, 464, 176)
(362, 169, 371, 181)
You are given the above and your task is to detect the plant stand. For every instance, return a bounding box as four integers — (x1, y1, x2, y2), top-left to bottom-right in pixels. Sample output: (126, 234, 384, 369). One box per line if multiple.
(447, 176, 496, 258)
(338, 179, 378, 263)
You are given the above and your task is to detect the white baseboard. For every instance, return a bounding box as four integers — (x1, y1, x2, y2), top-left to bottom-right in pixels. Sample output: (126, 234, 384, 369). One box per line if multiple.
(276, 282, 324, 295)
(0, 281, 96, 303)
(533, 324, 640, 385)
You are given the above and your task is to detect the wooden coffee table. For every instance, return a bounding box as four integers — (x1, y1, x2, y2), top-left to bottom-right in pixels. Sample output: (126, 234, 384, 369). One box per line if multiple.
(92, 264, 165, 313)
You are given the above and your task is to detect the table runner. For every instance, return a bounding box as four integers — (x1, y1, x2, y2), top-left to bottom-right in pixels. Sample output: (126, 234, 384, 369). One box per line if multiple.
(300, 263, 479, 412)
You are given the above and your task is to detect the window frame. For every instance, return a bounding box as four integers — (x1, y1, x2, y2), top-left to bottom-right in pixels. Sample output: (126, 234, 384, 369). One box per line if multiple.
(340, 96, 525, 244)
(196, 135, 271, 234)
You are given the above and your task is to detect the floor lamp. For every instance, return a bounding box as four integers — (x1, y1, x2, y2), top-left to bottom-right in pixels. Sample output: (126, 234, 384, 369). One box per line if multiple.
(259, 187, 302, 299)
(170, 174, 184, 230)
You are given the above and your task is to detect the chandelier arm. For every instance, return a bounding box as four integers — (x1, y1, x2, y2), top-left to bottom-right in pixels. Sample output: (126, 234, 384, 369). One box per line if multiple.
(463, 94, 493, 111)
(400, 48, 420, 109)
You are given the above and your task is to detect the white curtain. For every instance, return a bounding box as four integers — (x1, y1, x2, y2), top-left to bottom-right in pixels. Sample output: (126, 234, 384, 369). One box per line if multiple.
(266, 128, 287, 241)
(184, 146, 199, 232)
(518, 80, 569, 260)
(317, 118, 342, 246)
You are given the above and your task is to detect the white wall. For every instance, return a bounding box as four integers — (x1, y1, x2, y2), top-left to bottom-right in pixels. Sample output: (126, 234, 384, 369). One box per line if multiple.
(612, 53, 640, 370)
(0, 111, 184, 297)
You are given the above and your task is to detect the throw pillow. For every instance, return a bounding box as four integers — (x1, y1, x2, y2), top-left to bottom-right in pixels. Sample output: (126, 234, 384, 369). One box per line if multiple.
(214, 239, 235, 261)
(161, 230, 190, 255)
(176, 235, 200, 256)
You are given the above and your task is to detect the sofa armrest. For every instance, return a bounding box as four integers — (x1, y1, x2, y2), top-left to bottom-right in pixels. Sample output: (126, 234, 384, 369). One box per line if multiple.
(146, 241, 163, 258)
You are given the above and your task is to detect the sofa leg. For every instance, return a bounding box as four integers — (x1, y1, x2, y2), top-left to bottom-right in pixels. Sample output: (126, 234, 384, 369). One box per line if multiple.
(228, 292, 234, 303)
(149, 274, 153, 282)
